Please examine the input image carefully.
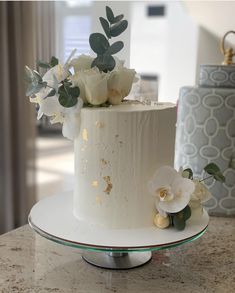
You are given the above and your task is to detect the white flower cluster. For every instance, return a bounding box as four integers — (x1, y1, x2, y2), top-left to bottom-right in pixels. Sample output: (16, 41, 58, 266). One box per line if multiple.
(30, 54, 136, 140)
(148, 166, 212, 229)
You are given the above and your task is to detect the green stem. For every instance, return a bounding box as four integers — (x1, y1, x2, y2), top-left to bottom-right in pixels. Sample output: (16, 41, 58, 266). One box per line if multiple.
(199, 175, 213, 182)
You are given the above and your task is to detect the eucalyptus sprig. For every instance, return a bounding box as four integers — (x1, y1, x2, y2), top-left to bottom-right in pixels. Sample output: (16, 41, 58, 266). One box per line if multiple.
(89, 6, 128, 72)
(25, 60, 80, 108)
(182, 163, 225, 183)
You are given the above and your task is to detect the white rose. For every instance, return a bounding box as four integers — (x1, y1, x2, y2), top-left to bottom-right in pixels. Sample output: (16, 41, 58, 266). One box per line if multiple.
(69, 73, 87, 104)
(108, 67, 136, 105)
(191, 180, 212, 203)
(71, 54, 94, 72)
(79, 67, 109, 106)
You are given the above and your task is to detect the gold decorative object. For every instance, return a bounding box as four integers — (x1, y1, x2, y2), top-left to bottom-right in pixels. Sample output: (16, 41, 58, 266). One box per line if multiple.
(221, 30, 235, 65)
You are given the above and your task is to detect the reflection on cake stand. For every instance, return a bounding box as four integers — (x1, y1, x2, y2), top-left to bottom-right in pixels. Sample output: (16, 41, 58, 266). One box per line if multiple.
(28, 192, 209, 270)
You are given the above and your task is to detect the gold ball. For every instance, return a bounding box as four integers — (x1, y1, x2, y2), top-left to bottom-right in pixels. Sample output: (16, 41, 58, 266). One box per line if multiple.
(154, 213, 170, 229)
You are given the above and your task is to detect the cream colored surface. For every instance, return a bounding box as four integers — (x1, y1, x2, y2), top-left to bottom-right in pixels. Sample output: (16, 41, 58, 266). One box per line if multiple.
(74, 102, 176, 229)
(0, 218, 234, 292)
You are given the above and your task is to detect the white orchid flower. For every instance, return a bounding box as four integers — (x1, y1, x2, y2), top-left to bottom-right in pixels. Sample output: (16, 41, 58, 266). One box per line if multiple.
(148, 166, 195, 214)
(43, 64, 70, 87)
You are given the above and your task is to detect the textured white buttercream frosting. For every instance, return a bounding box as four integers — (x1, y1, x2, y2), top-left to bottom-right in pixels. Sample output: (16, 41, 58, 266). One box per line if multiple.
(74, 102, 177, 229)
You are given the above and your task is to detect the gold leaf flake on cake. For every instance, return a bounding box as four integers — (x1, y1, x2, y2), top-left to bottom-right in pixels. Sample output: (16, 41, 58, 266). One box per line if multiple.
(82, 129, 88, 141)
(100, 158, 108, 166)
(92, 180, 99, 187)
(96, 196, 103, 205)
(103, 176, 113, 195)
(95, 121, 104, 128)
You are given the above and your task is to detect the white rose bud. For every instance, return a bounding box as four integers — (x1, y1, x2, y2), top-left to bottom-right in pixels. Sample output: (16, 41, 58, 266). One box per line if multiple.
(191, 180, 212, 203)
(82, 68, 109, 105)
(71, 54, 94, 72)
(108, 67, 136, 105)
(154, 213, 170, 229)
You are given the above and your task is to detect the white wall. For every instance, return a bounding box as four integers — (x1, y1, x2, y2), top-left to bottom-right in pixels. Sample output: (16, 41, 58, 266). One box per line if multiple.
(129, 1, 198, 102)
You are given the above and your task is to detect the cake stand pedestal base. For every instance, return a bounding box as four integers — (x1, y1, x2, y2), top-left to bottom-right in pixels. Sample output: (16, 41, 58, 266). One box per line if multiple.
(82, 251, 152, 269)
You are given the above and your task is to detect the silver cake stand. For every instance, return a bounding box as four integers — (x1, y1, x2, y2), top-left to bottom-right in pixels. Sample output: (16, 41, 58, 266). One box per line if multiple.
(28, 192, 209, 270)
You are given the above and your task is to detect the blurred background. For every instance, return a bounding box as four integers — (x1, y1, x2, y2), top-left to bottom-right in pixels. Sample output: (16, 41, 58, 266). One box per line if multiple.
(0, 0, 234, 234)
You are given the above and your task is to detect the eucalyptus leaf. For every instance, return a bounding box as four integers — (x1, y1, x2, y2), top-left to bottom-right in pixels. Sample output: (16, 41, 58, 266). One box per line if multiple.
(68, 86, 80, 97)
(114, 14, 124, 23)
(50, 56, 59, 67)
(58, 92, 78, 108)
(25, 66, 35, 82)
(107, 41, 124, 55)
(173, 213, 186, 231)
(204, 163, 225, 183)
(106, 6, 115, 23)
(182, 168, 193, 179)
(91, 54, 115, 72)
(37, 60, 51, 69)
(99, 17, 111, 38)
(89, 33, 110, 55)
(214, 173, 226, 183)
(26, 83, 44, 96)
(46, 89, 56, 98)
(110, 20, 128, 37)
(182, 205, 191, 221)
(204, 163, 220, 174)
(33, 70, 43, 82)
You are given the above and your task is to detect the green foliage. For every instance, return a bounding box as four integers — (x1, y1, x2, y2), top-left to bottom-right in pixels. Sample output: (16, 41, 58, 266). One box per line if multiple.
(50, 56, 59, 67)
(172, 212, 186, 231)
(91, 54, 115, 72)
(25, 66, 47, 96)
(99, 17, 111, 38)
(110, 20, 128, 37)
(107, 41, 124, 55)
(182, 168, 193, 179)
(58, 80, 80, 108)
(37, 56, 59, 69)
(169, 205, 191, 231)
(204, 163, 225, 183)
(90, 6, 128, 72)
(89, 33, 110, 55)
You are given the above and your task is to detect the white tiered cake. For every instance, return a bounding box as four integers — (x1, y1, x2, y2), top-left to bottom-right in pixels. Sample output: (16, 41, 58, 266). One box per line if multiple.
(74, 102, 176, 229)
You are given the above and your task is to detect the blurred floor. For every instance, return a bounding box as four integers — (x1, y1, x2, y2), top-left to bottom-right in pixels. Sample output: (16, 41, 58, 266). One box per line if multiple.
(36, 134, 74, 201)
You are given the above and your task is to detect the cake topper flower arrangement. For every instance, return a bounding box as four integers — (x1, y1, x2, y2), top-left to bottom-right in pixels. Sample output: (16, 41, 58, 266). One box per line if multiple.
(148, 163, 225, 230)
(25, 6, 136, 140)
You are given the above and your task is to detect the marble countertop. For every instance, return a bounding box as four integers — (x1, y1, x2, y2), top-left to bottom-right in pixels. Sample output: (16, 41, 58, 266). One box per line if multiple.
(0, 217, 234, 293)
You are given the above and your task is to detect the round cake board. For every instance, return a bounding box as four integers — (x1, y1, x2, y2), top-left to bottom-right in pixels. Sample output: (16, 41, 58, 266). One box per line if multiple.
(29, 192, 209, 269)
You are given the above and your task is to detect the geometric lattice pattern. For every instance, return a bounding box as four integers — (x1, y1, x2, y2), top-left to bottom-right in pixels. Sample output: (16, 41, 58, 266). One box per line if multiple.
(175, 85, 235, 216)
(199, 64, 235, 88)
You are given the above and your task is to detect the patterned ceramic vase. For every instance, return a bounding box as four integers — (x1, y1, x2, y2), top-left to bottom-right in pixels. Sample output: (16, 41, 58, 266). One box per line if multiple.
(175, 64, 235, 216)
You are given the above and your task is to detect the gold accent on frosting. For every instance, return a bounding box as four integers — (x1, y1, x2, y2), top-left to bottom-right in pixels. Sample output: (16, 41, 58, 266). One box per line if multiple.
(100, 158, 108, 166)
(82, 129, 88, 141)
(96, 196, 103, 205)
(92, 181, 99, 187)
(95, 121, 104, 128)
(103, 176, 113, 195)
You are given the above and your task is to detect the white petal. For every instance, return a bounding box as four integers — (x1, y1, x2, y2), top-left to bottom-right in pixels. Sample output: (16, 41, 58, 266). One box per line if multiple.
(71, 54, 93, 72)
(148, 166, 179, 195)
(159, 192, 190, 213)
(43, 64, 69, 85)
(62, 113, 80, 140)
(40, 96, 63, 116)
